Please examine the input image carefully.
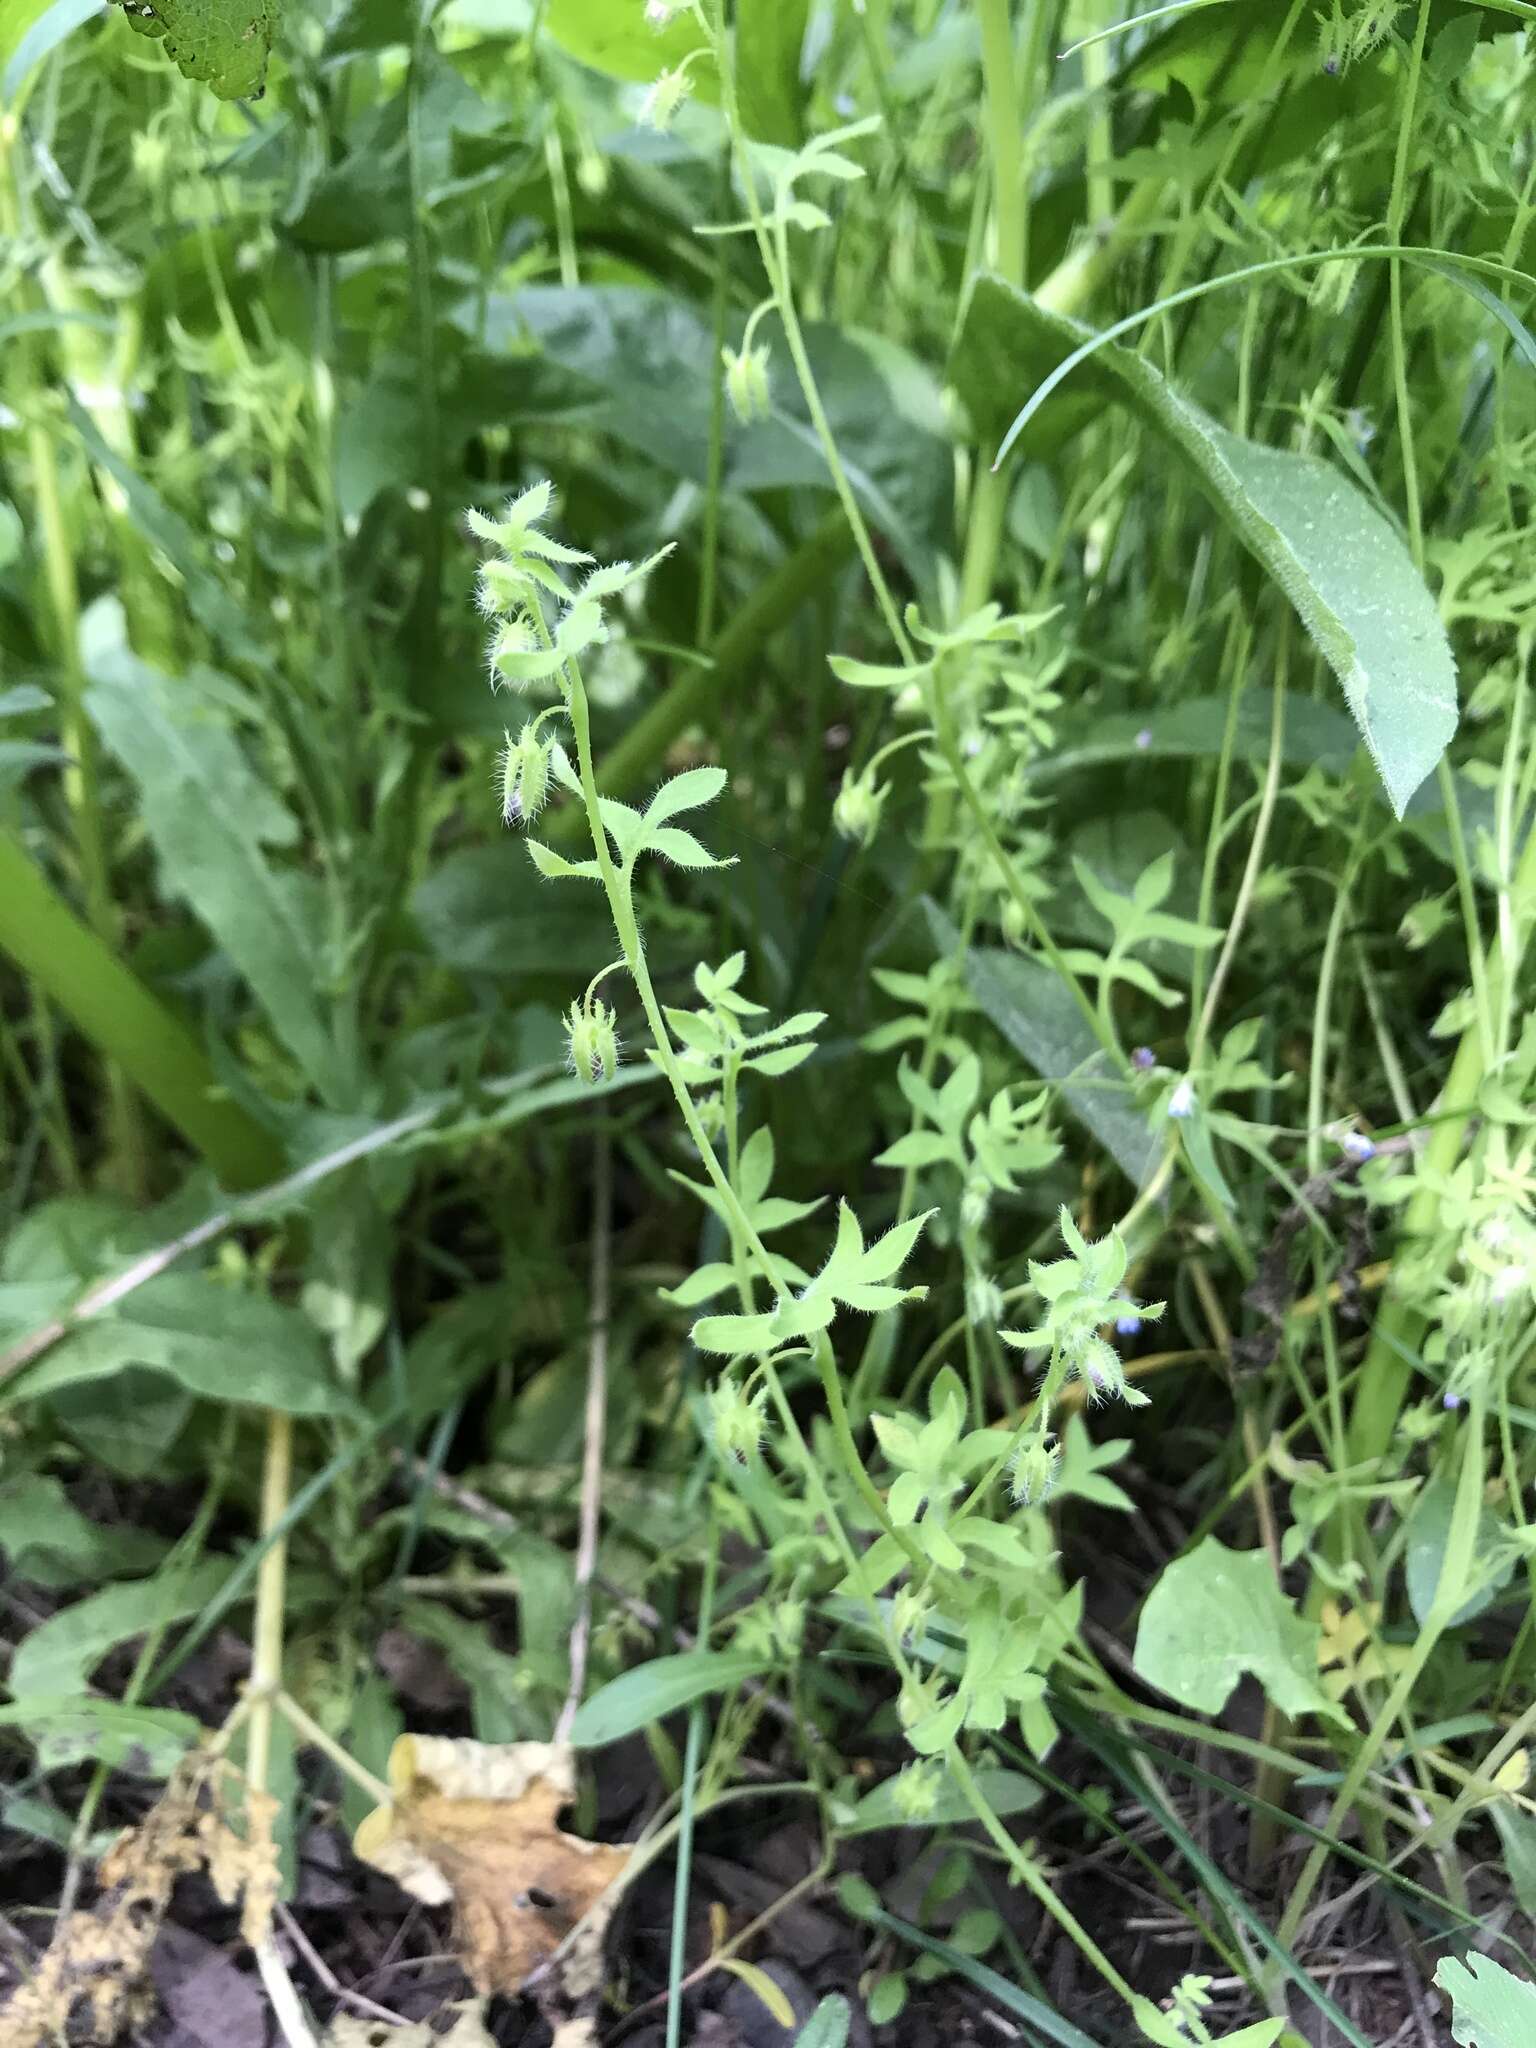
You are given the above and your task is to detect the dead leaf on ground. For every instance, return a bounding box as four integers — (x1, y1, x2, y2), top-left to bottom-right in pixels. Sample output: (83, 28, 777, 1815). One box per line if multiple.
(352, 1736, 631, 2002)
(0, 1753, 277, 2048)
(323, 1999, 495, 2048)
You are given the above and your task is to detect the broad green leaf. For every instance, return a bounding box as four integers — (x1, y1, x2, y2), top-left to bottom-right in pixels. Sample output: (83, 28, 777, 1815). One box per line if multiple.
(0, 1473, 166, 1587)
(414, 846, 615, 979)
(460, 287, 952, 580)
(1134, 1539, 1347, 1725)
(3, 0, 101, 108)
(0, 1696, 202, 1777)
(736, 0, 809, 147)
(1435, 1954, 1536, 2047)
(794, 1996, 851, 2048)
(10, 1558, 232, 1699)
(112, 0, 277, 99)
(646, 826, 735, 870)
(48, 1368, 195, 1479)
(84, 634, 350, 1104)
(543, 0, 712, 86)
(569, 1651, 770, 1746)
(927, 904, 1158, 1188)
(1403, 1468, 1515, 1627)
(6, 1275, 358, 1419)
(953, 277, 1458, 815)
(1491, 1803, 1536, 1919)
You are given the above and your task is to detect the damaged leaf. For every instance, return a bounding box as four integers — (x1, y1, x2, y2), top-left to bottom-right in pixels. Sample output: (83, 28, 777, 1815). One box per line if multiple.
(353, 1736, 630, 1998)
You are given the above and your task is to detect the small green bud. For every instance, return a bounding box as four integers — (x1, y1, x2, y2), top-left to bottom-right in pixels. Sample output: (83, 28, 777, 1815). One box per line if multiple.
(476, 557, 525, 619)
(499, 724, 552, 827)
(965, 1269, 1003, 1326)
(891, 1759, 942, 1822)
(639, 62, 693, 132)
(1000, 894, 1029, 950)
(488, 612, 539, 690)
(566, 997, 619, 1085)
(773, 1599, 805, 1654)
(1010, 1429, 1060, 1506)
(722, 342, 772, 425)
(832, 766, 887, 847)
(706, 1377, 768, 1464)
(891, 1582, 931, 1648)
(960, 1176, 991, 1232)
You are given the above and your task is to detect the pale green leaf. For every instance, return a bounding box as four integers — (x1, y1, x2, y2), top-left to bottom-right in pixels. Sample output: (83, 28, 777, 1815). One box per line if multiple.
(0, 1696, 201, 1777)
(10, 1558, 232, 1698)
(527, 839, 603, 882)
(643, 765, 728, 826)
(793, 1997, 851, 2048)
(6, 1275, 358, 1419)
(1133, 1538, 1347, 1724)
(1435, 1954, 1536, 2047)
(85, 640, 349, 1103)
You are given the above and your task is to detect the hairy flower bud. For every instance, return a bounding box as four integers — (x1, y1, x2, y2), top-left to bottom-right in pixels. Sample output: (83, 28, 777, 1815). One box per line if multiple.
(891, 1760, 942, 1821)
(488, 612, 539, 690)
(722, 342, 772, 425)
(499, 724, 552, 827)
(1010, 1429, 1060, 1506)
(832, 766, 887, 848)
(707, 1377, 768, 1464)
(639, 63, 693, 133)
(566, 997, 619, 1085)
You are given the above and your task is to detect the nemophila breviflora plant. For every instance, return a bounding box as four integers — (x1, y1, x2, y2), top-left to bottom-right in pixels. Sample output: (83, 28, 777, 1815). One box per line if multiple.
(5, 0, 1536, 2042)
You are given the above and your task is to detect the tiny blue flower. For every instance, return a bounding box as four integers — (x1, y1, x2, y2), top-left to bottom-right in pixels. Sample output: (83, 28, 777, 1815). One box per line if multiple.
(1134, 727, 1153, 751)
(1116, 1311, 1142, 1337)
(1341, 1131, 1375, 1163)
(1132, 1046, 1156, 1071)
(1167, 1078, 1196, 1120)
(1443, 1391, 1462, 1412)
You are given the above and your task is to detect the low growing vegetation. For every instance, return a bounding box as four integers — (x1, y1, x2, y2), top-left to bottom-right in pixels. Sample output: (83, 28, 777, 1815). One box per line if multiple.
(1, 1, 1534, 2044)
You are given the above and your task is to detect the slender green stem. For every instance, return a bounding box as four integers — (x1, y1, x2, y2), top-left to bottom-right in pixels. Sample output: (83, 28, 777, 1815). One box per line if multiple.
(664, 1534, 717, 2048)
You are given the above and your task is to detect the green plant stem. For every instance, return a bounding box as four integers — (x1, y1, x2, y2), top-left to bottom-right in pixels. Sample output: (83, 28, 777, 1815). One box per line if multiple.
(547, 511, 852, 840)
(2, 111, 142, 1187)
(757, 1362, 1141, 2018)
(1276, 1380, 1487, 1959)
(0, 832, 283, 1188)
(664, 1534, 717, 2048)
(247, 1411, 293, 1841)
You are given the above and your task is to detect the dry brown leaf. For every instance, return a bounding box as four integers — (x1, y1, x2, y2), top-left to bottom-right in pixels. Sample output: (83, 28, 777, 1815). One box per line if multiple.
(323, 1999, 495, 2048)
(353, 1736, 630, 2000)
(0, 1752, 273, 2048)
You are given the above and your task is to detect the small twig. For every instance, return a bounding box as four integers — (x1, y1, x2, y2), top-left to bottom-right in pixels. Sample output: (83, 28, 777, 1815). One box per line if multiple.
(247, 1412, 293, 1860)
(275, 1690, 394, 1807)
(606, 1848, 834, 2040)
(275, 1901, 411, 2029)
(255, 1936, 321, 2048)
(556, 1134, 613, 1745)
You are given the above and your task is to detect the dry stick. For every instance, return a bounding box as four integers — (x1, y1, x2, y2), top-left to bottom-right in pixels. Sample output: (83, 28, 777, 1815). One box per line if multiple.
(274, 1901, 412, 2030)
(556, 1132, 613, 1745)
(0, 1107, 436, 1386)
(247, 1413, 321, 2048)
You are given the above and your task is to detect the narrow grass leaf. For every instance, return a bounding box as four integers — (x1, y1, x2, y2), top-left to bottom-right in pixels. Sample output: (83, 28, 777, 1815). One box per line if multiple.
(569, 1652, 770, 1747)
